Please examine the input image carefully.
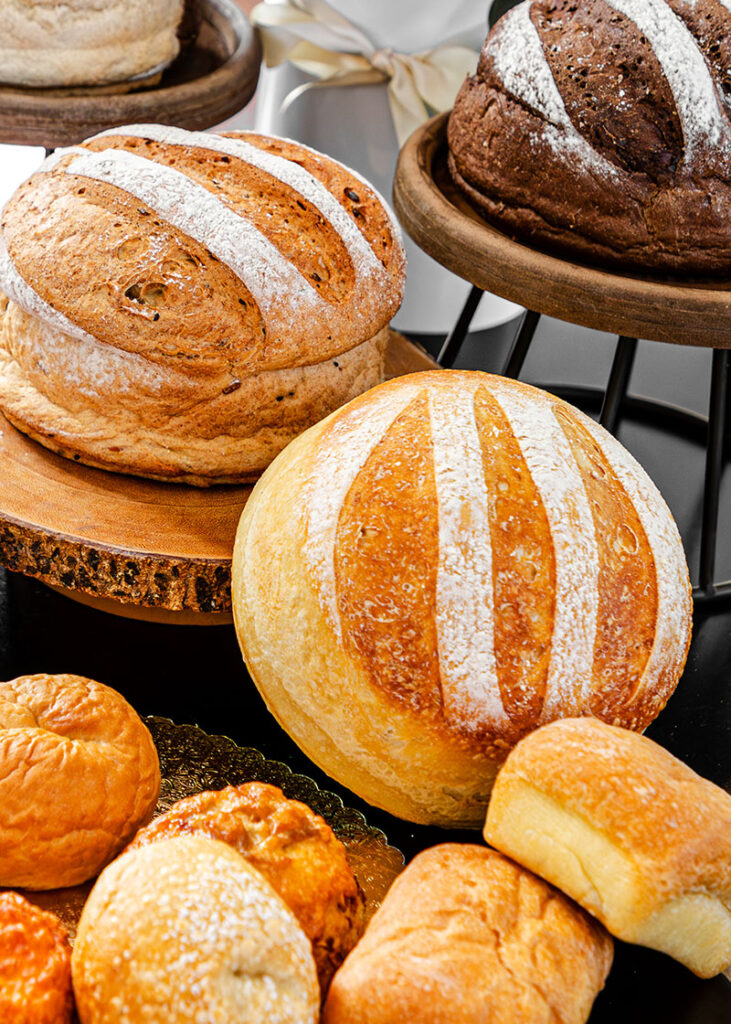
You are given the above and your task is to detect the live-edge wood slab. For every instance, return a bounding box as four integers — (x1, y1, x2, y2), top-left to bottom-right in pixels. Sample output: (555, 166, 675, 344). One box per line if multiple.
(393, 113, 731, 348)
(0, 333, 435, 622)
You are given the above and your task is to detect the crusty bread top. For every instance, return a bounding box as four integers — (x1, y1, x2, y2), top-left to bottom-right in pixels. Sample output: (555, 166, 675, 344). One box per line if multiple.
(0, 125, 405, 379)
(490, 718, 731, 899)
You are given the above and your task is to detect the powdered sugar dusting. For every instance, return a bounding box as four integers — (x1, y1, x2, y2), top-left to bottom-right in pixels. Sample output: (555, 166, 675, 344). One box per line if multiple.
(605, 0, 731, 161)
(490, 383, 599, 719)
(304, 386, 419, 639)
(577, 410, 691, 704)
(429, 387, 506, 729)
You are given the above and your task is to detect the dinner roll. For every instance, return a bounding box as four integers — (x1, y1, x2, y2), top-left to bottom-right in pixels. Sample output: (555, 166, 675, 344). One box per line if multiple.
(484, 718, 731, 977)
(232, 370, 692, 826)
(128, 782, 365, 992)
(0, 892, 73, 1024)
(323, 844, 613, 1024)
(72, 835, 319, 1023)
(0, 126, 405, 484)
(0, 673, 160, 889)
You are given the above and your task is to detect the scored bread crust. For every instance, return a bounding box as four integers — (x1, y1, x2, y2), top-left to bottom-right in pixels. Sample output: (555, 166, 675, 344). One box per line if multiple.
(0, 673, 160, 889)
(323, 844, 613, 1024)
(484, 718, 731, 977)
(0, 127, 404, 484)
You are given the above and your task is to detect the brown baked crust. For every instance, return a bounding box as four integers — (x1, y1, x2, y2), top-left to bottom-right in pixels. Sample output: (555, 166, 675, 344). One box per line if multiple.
(0, 127, 404, 484)
(484, 718, 731, 976)
(0, 673, 160, 889)
(128, 782, 365, 992)
(232, 370, 691, 827)
(447, 0, 731, 275)
(323, 844, 613, 1024)
(0, 892, 73, 1024)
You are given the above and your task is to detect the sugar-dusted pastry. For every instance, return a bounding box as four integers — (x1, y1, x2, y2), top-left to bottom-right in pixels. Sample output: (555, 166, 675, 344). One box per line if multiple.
(448, 0, 731, 274)
(128, 782, 365, 992)
(72, 836, 320, 1023)
(0, 125, 405, 484)
(0, 892, 73, 1024)
(232, 369, 692, 826)
(324, 844, 613, 1024)
(485, 718, 731, 977)
(0, 673, 160, 889)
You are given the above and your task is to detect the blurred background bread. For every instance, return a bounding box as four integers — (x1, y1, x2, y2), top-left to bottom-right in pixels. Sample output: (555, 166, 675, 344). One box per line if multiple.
(0, 892, 73, 1024)
(484, 718, 731, 977)
(0, 672, 160, 888)
(232, 369, 692, 826)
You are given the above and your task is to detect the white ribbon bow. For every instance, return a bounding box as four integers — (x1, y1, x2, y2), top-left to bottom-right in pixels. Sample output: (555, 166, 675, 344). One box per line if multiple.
(250, 0, 478, 145)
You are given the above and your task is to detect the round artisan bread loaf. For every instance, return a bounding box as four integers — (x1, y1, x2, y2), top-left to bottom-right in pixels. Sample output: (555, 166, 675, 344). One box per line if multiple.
(0, 672, 160, 889)
(127, 781, 365, 993)
(484, 718, 731, 978)
(447, 0, 731, 274)
(0, 892, 73, 1024)
(72, 835, 319, 1024)
(232, 369, 692, 827)
(0, 0, 193, 88)
(323, 844, 613, 1024)
(0, 125, 405, 484)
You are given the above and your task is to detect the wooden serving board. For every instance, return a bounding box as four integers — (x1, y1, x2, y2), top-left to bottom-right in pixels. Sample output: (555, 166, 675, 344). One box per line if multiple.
(0, 333, 435, 624)
(393, 113, 731, 348)
(0, 0, 261, 148)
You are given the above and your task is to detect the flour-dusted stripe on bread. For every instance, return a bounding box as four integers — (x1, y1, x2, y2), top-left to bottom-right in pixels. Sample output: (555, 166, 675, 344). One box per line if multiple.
(491, 384, 600, 720)
(429, 388, 505, 730)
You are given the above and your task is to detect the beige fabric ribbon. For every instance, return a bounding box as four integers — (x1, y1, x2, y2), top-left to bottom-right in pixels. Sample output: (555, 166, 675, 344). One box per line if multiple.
(250, 0, 478, 145)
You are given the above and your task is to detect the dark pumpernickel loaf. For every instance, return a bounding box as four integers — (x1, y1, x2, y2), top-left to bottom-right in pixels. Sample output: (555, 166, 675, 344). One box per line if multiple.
(447, 0, 731, 275)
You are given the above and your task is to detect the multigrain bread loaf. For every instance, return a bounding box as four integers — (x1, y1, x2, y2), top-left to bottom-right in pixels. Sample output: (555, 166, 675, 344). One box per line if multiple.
(0, 125, 405, 484)
(323, 844, 613, 1024)
(72, 836, 320, 1024)
(484, 718, 731, 977)
(448, 0, 731, 275)
(0, 0, 195, 88)
(232, 370, 692, 827)
(0, 673, 160, 889)
(0, 893, 73, 1024)
(128, 782, 365, 992)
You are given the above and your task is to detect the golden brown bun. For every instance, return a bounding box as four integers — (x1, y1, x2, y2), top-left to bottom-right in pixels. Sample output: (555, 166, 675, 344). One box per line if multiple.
(0, 892, 73, 1024)
(0, 126, 405, 484)
(232, 370, 692, 827)
(484, 718, 731, 977)
(128, 781, 365, 992)
(72, 835, 320, 1023)
(323, 844, 613, 1024)
(0, 673, 160, 889)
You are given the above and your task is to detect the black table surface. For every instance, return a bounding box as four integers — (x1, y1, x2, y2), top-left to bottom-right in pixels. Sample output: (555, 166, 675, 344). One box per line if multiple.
(1, 315, 729, 1022)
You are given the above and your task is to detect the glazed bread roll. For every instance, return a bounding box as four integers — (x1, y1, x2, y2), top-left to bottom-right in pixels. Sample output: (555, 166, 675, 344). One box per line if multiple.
(232, 370, 692, 826)
(0, 892, 73, 1024)
(448, 0, 731, 275)
(484, 718, 731, 977)
(0, 673, 160, 889)
(128, 782, 365, 992)
(324, 844, 613, 1024)
(0, 125, 405, 484)
(0, 0, 187, 88)
(72, 835, 319, 1023)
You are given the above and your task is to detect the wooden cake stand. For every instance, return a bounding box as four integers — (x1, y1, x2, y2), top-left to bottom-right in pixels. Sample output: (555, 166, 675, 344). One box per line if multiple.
(0, 333, 435, 625)
(0, 0, 261, 147)
(394, 113, 731, 603)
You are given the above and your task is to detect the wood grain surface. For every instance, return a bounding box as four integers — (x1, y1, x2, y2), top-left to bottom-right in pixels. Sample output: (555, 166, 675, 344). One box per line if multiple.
(393, 113, 731, 348)
(0, 0, 262, 147)
(0, 333, 435, 617)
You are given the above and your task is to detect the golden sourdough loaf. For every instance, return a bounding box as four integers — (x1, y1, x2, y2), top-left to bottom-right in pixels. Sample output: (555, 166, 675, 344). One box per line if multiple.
(324, 844, 613, 1024)
(0, 0, 193, 88)
(0, 125, 405, 484)
(232, 370, 692, 827)
(0, 673, 160, 889)
(484, 718, 731, 977)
